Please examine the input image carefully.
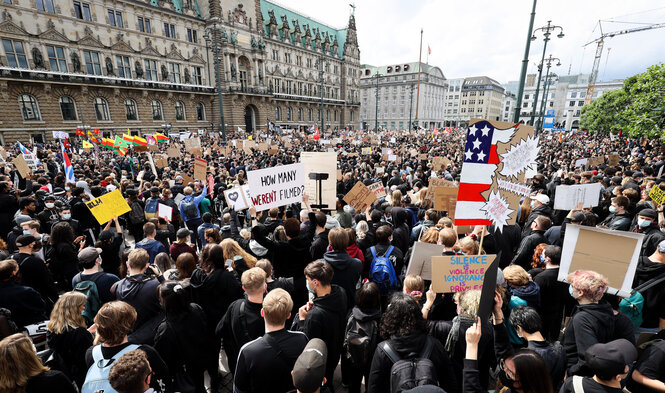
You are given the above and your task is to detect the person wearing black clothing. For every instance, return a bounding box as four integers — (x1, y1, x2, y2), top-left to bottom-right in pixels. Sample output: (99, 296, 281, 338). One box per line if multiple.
(522, 193, 552, 237)
(368, 292, 459, 393)
(292, 261, 348, 392)
(37, 195, 60, 235)
(71, 247, 120, 305)
(12, 234, 58, 307)
(529, 245, 571, 342)
(488, 224, 521, 268)
(48, 221, 85, 291)
(96, 218, 124, 277)
(364, 225, 404, 280)
(309, 210, 330, 262)
(599, 196, 632, 231)
(633, 209, 665, 257)
(216, 267, 267, 376)
(510, 215, 550, 270)
(0, 181, 20, 241)
(632, 239, 665, 330)
(324, 228, 362, 311)
(0, 259, 45, 328)
(564, 270, 635, 378)
(390, 207, 410, 255)
(235, 288, 309, 393)
(154, 281, 214, 393)
(628, 339, 665, 393)
(69, 187, 99, 244)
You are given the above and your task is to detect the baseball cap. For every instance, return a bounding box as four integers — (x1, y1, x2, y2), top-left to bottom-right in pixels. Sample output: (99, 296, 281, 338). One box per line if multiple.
(53, 187, 66, 195)
(533, 194, 550, 205)
(15, 215, 33, 226)
(585, 339, 637, 377)
(177, 228, 192, 239)
(98, 230, 114, 241)
(78, 247, 102, 264)
(292, 338, 327, 393)
(611, 176, 622, 185)
(15, 234, 36, 248)
(638, 208, 658, 220)
(150, 186, 160, 194)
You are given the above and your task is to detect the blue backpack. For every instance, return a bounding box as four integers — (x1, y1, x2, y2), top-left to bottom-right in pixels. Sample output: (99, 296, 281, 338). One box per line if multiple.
(82, 344, 140, 393)
(370, 246, 399, 294)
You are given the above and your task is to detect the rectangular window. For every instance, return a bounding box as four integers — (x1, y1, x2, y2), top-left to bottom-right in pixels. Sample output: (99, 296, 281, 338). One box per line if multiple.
(116, 55, 131, 78)
(169, 63, 181, 83)
(192, 66, 202, 84)
(83, 50, 102, 75)
(578, 101, 584, 106)
(186, 28, 197, 43)
(46, 45, 67, 71)
(571, 92, 577, 98)
(164, 23, 176, 38)
(73, 1, 92, 21)
(138, 17, 151, 33)
(144, 59, 157, 81)
(2, 39, 28, 68)
(36, 0, 55, 12)
(108, 9, 123, 27)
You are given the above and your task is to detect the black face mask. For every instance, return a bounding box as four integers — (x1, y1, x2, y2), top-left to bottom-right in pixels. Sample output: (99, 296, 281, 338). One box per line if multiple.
(498, 369, 517, 390)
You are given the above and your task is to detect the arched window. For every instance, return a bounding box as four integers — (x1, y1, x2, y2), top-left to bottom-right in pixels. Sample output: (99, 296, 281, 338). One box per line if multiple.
(275, 106, 281, 121)
(151, 100, 163, 120)
(298, 108, 303, 121)
(19, 94, 41, 121)
(287, 107, 292, 121)
(59, 96, 77, 121)
(94, 97, 110, 121)
(196, 103, 205, 121)
(125, 99, 138, 121)
(175, 101, 185, 121)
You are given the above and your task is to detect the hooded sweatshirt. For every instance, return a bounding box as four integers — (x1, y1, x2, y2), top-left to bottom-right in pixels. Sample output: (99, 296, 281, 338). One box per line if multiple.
(563, 302, 635, 377)
(323, 251, 362, 311)
(633, 256, 665, 328)
(510, 280, 541, 308)
(112, 274, 162, 329)
(390, 207, 410, 255)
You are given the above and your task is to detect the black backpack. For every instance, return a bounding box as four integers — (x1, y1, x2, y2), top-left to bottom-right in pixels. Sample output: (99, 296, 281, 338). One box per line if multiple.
(381, 338, 439, 393)
(343, 313, 379, 369)
(182, 199, 199, 220)
(128, 201, 145, 225)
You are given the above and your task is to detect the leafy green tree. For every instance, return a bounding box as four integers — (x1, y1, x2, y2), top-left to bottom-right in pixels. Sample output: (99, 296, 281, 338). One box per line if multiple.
(580, 89, 629, 134)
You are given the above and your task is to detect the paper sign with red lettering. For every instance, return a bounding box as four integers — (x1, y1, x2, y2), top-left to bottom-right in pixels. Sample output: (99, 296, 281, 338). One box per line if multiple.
(431, 254, 496, 293)
(246, 163, 305, 210)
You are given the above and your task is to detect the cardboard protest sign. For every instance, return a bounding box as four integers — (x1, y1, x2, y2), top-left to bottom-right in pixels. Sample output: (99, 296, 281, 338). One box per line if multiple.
(432, 157, 445, 171)
(558, 225, 643, 297)
(425, 178, 456, 201)
(434, 187, 458, 215)
(257, 142, 269, 151)
(337, 169, 343, 181)
(343, 181, 377, 213)
(588, 156, 604, 167)
(247, 163, 305, 211)
(553, 183, 602, 210)
(608, 154, 619, 167)
(85, 189, 131, 225)
(224, 185, 253, 211)
(649, 186, 665, 206)
(158, 203, 172, 221)
(193, 157, 207, 181)
(154, 155, 168, 169)
(375, 167, 385, 175)
(12, 155, 31, 178)
(418, 154, 427, 161)
(454, 119, 537, 229)
(406, 242, 445, 280)
(167, 146, 180, 158)
(183, 137, 201, 151)
(431, 254, 496, 293)
(301, 152, 337, 210)
(368, 182, 387, 199)
(181, 173, 196, 185)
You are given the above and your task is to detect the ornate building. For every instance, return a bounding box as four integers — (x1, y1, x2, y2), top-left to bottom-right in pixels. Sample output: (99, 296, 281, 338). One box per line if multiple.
(0, 1, 212, 143)
(0, 0, 360, 143)
(200, 0, 361, 132)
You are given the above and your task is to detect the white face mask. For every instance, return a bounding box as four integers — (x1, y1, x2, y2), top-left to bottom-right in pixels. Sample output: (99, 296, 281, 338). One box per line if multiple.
(45, 202, 55, 209)
(638, 218, 651, 228)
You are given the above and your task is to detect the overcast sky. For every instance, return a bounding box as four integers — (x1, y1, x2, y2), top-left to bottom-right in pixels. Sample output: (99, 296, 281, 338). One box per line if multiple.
(275, 0, 665, 83)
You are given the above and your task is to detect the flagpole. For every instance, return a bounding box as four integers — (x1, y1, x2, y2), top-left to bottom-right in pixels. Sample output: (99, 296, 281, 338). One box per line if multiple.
(415, 29, 423, 130)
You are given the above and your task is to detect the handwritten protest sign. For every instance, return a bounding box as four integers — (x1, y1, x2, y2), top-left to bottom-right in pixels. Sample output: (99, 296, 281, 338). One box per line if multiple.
(431, 254, 496, 293)
(158, 203, 172, 221)
(343, 181, 377, 213)
(406, 242, 445, 280)
(301, 152, 337, 210)
(12, 155, 31, 178)
(433, 186, 458, 215)
(608, 154, 619, 167)
(650, 186, 665, 206)
(588, 156, 604, 167)
(575, 158, 588, 168)
(154, 154, 168, 169)
(432, 157, 445, 171)
(184, 137, 201, 152)
(558, 225, 642, 297)
(425, 178, 456, 201)
(247, 163, 305, 211)
(224, 185, 253, 211)
(193, 157, 207, 181)
(368, 182, 387, 199)
(85, 189, 131, 225)
(167, 146, 180, 158)
(553, 183, 602, 210)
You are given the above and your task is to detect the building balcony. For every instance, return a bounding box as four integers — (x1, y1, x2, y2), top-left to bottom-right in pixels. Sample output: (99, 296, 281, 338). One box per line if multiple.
(272, 92, 357, 106)
(223, 86, 272, 96)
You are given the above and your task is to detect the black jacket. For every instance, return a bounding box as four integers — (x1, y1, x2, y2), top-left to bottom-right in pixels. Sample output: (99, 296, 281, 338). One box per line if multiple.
(112, 273, 163, 329)
(367, 333, 459, 393)
(0, 280, 45, 328)
(292, 285, 348, 384)
(390, 207, 411, 255)
(252, 223, 312, 279)
(364, 242, 404, 281)
(599, 212, 632, 231)
(46, 327, 93, 388)
(0, 191, 18, 241)
(24, 370, 77, 393)
(47, 242, 80, 291)
(13, 252, 59, 306)
(323, 251, 362, 311)
(310, 229, 330, 261)
(531, 267, 571, 341)
(190, 267, 244, 327)
(633, 256, 665, 328)
(636, 224, 665, 257)
(522, 204, 553, 237)
(559, 376, 625, 393)
(510, 230, 549, 270)
(216, 298, 264, 375)
(563, 302, 635, 377)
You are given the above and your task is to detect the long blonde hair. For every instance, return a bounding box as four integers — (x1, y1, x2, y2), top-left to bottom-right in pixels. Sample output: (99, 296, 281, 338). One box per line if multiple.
(0, 333, 49, 393)
(221, 238, 257, 268)
(48, 291, 87, 334)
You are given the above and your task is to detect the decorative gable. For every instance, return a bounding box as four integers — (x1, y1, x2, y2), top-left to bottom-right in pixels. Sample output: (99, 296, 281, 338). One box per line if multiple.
(39, 20, 69, 43)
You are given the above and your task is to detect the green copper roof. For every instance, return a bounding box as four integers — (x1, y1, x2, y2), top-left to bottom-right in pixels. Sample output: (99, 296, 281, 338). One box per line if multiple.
(149, 0, 201, 17)
(260, 0, 348, 58)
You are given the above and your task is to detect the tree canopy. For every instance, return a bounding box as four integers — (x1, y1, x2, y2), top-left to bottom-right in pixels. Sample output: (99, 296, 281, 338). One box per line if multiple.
(580, 63, 665, 138)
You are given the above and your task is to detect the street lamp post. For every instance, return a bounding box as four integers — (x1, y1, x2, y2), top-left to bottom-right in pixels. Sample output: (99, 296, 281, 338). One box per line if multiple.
(536, 55, 560, 133)
(316, 56, 327, 130)
(373, 72, 382, 132)
(407, 83, 415, 130)
(513, 0, 538, 123)
(530, 20, 564, 128)
(204, 21, 227, 144)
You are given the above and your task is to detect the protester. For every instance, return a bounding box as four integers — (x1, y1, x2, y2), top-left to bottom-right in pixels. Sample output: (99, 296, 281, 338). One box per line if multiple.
(135, 222, 168, 265)
(0, 259, 45, 328)
(108, 349, 154, 393)
(292, 338, 329, 393)
(324, 228, 362, 311)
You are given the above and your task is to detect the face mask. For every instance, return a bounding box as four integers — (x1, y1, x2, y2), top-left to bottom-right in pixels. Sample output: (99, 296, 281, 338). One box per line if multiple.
(498, 369, 516, 390)
(65, 187, 70, 191)
(62, 214, 71, 220)
(638, 218, 651, 228)
(22, 230, 31, 235)
(45, 203, 55, 209)
(609, 206, 617, 214)
(569, 285, 579, 299)
(306, 280, 316, 295)
(530, 201, 536, 209)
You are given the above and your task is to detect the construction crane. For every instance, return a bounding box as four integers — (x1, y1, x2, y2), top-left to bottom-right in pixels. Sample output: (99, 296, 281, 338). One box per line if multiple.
(583, 20, 665, 106)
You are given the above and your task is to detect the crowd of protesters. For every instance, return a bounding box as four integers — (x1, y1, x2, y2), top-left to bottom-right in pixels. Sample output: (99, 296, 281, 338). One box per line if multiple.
(0, 126, 664, 393)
